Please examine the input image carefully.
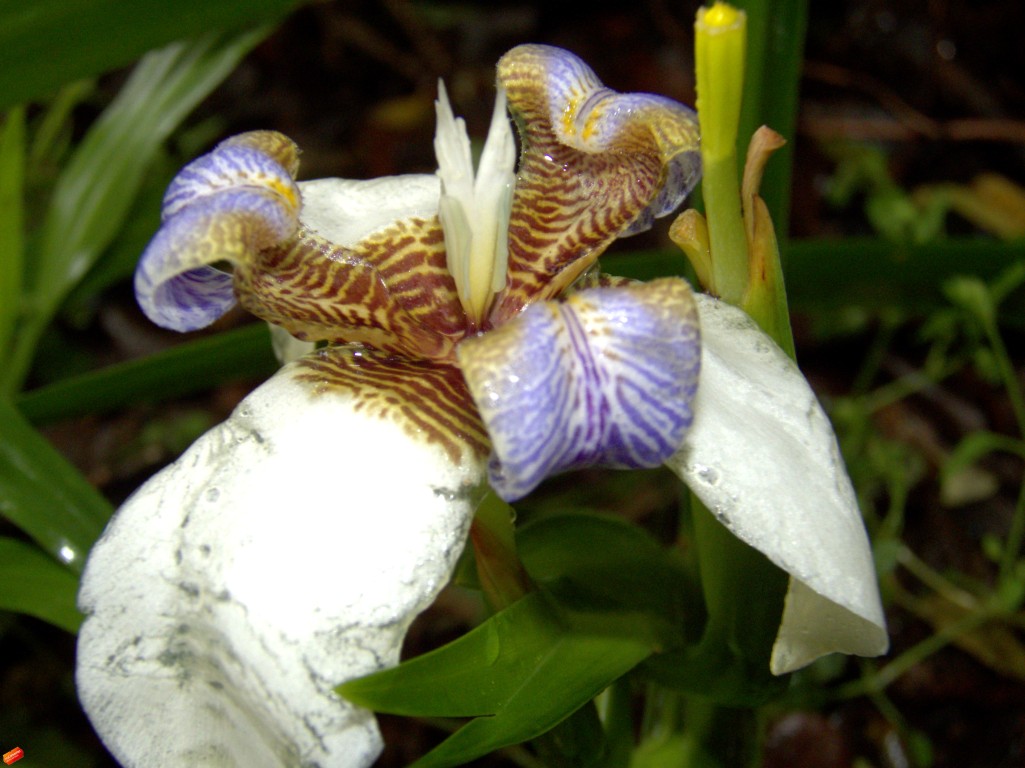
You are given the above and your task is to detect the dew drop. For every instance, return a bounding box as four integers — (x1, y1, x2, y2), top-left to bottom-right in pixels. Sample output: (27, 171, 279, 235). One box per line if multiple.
(57, 542, 77, 565)
(694, 463, 720, 486)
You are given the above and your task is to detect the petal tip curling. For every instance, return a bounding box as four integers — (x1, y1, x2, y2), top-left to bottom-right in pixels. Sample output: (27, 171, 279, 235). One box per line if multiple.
(666, 295, 887, 673)
(135, 133, 301, 332)
(492, 45, 701, 316)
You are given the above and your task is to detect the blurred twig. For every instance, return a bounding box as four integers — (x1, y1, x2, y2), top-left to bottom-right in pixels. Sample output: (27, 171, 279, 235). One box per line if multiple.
(802, 60, 1025, 143)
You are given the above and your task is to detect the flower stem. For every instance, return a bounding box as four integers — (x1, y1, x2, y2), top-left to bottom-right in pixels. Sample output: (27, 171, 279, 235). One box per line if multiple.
(695, 3, 750, 305)
(702, 154, 749, 303)
(469, 492, 532, 610)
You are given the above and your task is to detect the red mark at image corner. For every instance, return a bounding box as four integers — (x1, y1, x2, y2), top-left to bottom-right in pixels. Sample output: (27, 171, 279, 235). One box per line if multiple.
(2, 747, 24, 765)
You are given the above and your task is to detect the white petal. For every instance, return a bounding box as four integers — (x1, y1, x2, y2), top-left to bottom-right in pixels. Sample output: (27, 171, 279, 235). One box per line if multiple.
(433, 81, 516, 321)
(297, 174, 441, 247)
(665, 295, 888, 674)
(268, 323, 315, 364)
(77, 365, 485, 767)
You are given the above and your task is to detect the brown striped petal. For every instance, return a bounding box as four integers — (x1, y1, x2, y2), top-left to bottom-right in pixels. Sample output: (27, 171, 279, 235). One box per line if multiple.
(135, 132, 301, 331)
(140, 132, 470, 360)
(295, 344, 489, 467)
(236, 177, 469, 362)
(490, 44, 701, 324)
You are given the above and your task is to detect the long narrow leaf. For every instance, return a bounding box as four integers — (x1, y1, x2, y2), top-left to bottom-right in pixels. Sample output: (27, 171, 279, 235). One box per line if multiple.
(603, 238, 1025, 315)
(517, 512, 697, 638)
(0, 0, 301, 111)
(4, 29, 269, 394)
(33, 30, 267, 305)
(17, 324, 277, 425)
(0, 536, 82, 633)
(735, 0, 809, 238)
(0, 107, 25, 362)
(0, 399, 112, 573)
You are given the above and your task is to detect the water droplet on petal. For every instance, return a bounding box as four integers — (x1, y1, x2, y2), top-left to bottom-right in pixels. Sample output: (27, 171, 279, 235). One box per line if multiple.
(694, 463, 720, 487)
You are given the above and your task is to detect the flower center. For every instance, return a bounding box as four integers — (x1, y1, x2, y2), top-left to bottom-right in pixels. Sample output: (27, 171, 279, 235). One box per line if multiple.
(433, 82, 517, 331)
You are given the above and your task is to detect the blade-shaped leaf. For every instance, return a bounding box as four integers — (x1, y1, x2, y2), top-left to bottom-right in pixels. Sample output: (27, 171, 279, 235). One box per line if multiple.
(0, 536, 82, 633)
(339, 592, 654, 768)
(602, 238, 1025, 321)
(0, 399, 111, 573)
(517, 511, 699, 644)
(34, 31, 266, 302)
(5, 29, 268, 393)
(17, 324, 277, 425)
(0, 107, 25, 362)
(0, 0, 301, 111)
(735, 0, 808, 236)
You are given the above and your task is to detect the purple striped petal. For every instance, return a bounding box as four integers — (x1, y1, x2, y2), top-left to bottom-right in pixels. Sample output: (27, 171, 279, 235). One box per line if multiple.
(492, 45, 701, 321)
(162, 141, 298, 220)
(134, 132, 300, 331)
(458, 278, 700, 501)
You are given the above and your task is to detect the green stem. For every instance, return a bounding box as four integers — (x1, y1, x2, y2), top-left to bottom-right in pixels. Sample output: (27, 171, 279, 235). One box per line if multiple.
(469, 492, 532, 610)
(1002, 478, 1025, 587)
(984, 320, 1025, 438)
(599, 678, 634, 768)
(979, 315, 1025, 581)
(703, 153, 749, 303)
(683, 697, 759, 768)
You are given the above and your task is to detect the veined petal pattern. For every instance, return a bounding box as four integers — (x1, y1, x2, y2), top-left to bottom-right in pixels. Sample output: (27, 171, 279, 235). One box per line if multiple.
(491, 45, 701, 322)
(460, 278, 700, 500)
(295, 344, 490, 466)
(135, 131, 301, 331)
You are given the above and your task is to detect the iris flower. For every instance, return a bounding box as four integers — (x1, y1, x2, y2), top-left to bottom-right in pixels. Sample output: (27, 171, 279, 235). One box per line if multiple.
(76, 45, 886, 767)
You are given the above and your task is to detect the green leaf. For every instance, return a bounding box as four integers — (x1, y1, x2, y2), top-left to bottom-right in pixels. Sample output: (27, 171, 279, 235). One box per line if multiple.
(0, 399, 112, 573)
(339, 592, 654, 768)
(0, 0, 301, 111)
(0, 107, 25, 362)
(27, 80, 94, 171)
(735, 0, 808, 239)
(5, 29, 269, 394)
(532, 703, 608, 768)
(17, 324, 277, 425)
(604, 238, 1025, 321)
(61, 150, 172, 314)
(638, 499, 788, 706)
(35, 30, 265, 301)
(517, 511, 698, 644)
(0, 536, 82, 633)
